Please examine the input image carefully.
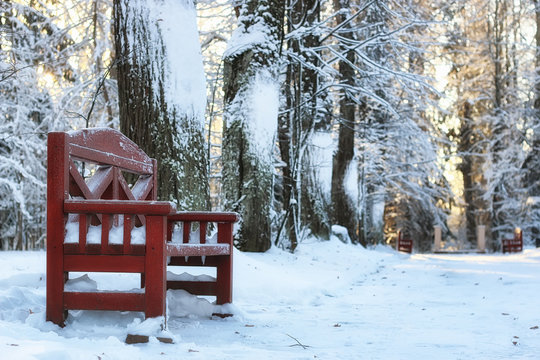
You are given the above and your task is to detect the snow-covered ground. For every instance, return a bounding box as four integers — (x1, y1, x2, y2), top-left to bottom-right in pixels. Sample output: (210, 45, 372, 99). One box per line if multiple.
(0, 239, 539, 359)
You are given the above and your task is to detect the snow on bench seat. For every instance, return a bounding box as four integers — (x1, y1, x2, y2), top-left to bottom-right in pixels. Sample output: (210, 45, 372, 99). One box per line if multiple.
(166, 243, 231, 257)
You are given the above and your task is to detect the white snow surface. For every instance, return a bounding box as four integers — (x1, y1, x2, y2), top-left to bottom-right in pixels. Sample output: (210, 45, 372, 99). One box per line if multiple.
(1, 241, 540, 359)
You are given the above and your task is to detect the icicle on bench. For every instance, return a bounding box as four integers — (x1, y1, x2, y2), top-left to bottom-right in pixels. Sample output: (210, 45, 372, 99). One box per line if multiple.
(397, 230, 413, 253)
(502, 228, 523, 253)
(46, 128, 239, 326)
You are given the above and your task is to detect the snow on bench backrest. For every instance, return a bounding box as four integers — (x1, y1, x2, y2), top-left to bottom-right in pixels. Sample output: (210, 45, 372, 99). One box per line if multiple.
(48, 128, 159, 251)
(65, 128, 157, 202)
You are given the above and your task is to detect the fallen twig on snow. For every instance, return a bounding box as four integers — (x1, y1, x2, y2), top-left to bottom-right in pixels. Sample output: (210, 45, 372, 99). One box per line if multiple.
(286, 334, 311, 349)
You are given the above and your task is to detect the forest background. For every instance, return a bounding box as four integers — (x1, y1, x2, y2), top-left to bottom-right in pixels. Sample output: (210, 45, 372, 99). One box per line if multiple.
(1, 0, 539, 253)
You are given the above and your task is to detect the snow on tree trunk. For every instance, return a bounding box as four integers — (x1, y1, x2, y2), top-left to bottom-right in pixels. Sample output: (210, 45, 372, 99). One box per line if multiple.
(114, 0, 209, 210)
(222, 0, 282, 252)
(301, 131, 334, 241)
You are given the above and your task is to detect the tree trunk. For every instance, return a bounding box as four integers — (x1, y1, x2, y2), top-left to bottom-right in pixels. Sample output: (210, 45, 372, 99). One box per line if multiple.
(331, 0, 358, 243)
(490, 0, 507, 244)
(113, 0, 210, 210)
(526, 0, 540, 247)
(458, 101, 478, 245)
(222, 0, 283, 252)
(277, 0, 326, 251)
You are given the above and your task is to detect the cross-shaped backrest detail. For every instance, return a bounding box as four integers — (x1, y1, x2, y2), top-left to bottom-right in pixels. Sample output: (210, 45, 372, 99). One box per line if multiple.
(60, 128, 158, 227)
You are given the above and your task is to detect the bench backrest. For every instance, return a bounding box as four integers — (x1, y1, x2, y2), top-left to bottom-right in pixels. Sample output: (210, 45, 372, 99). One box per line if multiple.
(47, 128, 159, 252)
(48, 128, 157, 204)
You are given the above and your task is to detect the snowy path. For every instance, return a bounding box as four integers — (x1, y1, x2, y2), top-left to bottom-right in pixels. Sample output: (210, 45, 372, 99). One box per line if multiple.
(0, 241, 539, 359)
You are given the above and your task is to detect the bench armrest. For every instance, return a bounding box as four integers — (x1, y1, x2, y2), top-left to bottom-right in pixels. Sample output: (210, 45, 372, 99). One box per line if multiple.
(64, 199, 176, 215)
(168, 211, 240, 223)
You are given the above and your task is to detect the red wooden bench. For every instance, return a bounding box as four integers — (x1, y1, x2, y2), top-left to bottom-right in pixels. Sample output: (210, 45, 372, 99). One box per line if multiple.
(397, 230, 413, 253)
(502, 228, 523, 253)
(46, 128, 239, 326)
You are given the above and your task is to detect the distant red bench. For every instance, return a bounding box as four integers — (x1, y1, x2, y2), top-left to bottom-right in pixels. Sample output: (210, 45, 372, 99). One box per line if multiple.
(397, 231, 413, 253)
(502, 229, 522, 253)
(46, 128, 239, 326)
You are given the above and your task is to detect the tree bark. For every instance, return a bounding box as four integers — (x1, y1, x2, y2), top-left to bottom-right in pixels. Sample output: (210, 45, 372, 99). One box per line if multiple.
(331, 0, 358, 243)
(113, 0, 210, 210)
(525, 0, 540, 247)
(277, 0, 326, 251)
(222, 0, 284, 252)
(458, 102, 478, 245)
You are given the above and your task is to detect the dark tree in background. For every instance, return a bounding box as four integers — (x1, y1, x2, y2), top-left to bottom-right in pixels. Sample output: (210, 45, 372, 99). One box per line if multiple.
(524, 0, 540, 247)
(331, 0, 358, 244)
(277, 0, 331, 251)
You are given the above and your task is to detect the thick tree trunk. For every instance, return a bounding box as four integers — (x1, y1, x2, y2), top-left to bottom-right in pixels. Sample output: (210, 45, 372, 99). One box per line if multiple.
(331, 0, 358, 243)
(113, 0, 209, 210)
(297, 1, 332, 241)
(277, 57, 297, 250)
(458, 102, 478, 245)
(222, 0, 283, 252)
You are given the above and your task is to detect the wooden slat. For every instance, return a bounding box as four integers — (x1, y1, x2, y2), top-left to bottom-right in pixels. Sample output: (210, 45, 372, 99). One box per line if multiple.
(131, 175, 153, 201)
(166, 243, 231, 257)
(101, 214, 110, 253)
(118, 175, 146, 226)
(67, 128, 152, 164)
(117, 171, 133, 200)
(85, 166, 114, 199)
(64, 255, 145, 272)
(183, 222, 191, 243)
(69, 144, 153, 175)
(168, 256, 223, 267)
(123, 215, 132, 254)
(103, 244, 125, 255)
(69, 159, 95, 199)
(64, 243, 80, 254)
(200, 222, 207, 245)
(167, 280, 216, 295)
(64, 292, 145, 311)
(168, 212, 240, 223)
(64, 199, 176, 215)
(217, 222, 233, 245)
(79, 215, 87, 253)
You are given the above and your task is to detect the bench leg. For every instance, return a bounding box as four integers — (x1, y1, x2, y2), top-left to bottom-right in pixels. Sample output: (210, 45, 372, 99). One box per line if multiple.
(145, 216, 166, 323)
(47, 242, 66, 326)
(46, 274, 66, 326)
(216, 222, 233, 305)
(216, 255, 232, 304)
